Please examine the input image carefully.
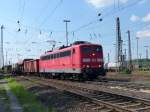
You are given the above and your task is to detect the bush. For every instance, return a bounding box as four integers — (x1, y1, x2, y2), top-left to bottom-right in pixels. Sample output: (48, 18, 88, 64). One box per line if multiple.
(121, 69, 132, 74)
(125, 69, 132, 74)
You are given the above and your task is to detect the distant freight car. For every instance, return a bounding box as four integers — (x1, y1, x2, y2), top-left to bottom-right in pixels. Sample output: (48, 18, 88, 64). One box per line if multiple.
(12, 62, 23, 75)
(24, 59, 39, 74)
(12, 59, 33, 75)
(39, 41, 105, 80)
(3, 65, 12, 73)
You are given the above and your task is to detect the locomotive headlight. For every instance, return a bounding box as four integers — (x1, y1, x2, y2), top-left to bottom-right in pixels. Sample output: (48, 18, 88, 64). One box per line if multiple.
(99, 65, 101, 67)
(86, 65, 90, 68)
(92, 53, 95, 56)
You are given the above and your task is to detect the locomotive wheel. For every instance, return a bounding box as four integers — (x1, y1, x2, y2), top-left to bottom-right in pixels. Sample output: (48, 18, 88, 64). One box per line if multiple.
(83, 73, 88, 80)
(48, 74, 53, 79)
(60, 74, 65, 80)
(78, 74, 87, 81)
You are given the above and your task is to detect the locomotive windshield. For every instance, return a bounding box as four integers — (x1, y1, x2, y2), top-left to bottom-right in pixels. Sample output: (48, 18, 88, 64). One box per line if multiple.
(81, 46, 102, 54)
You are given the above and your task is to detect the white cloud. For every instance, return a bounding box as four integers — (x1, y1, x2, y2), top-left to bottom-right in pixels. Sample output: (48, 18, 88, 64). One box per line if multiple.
(142, 13, 150, 22)
(136, 30, 150, 38)
(130, 13, 150, 23)
(130, 15, 140, 22)
(86, 0, 128, 8)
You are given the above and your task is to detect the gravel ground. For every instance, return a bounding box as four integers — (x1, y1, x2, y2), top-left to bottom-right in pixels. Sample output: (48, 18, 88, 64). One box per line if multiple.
(106, 72, 150, 83)
(61, 79, 150, 100)
(15, 77, 102, 112)
(14, 76, 150, 112)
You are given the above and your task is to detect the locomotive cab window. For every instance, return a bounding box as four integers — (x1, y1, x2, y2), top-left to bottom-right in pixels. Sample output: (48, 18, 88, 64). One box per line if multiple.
(81, 46, 102, 54)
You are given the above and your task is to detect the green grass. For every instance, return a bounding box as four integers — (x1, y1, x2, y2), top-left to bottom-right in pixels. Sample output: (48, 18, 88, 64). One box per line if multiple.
(0, 80, 11, 112)
(8, 78, 54, 112)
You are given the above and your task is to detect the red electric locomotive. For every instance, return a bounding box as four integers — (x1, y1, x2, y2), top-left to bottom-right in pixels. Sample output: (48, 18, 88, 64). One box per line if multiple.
(39, 41, 105, 80)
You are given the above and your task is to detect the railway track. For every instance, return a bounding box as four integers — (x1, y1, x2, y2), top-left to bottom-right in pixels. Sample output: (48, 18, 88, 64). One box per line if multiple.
(85, 80, 150, 92)
(20, 76, 150, 112)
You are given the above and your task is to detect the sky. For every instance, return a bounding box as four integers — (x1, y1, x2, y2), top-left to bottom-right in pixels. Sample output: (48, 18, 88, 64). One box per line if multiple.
(0, 0, 150, 65)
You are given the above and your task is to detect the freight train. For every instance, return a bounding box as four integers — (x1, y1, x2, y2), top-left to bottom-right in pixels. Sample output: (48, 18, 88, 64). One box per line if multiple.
(11, 41, 106, 80)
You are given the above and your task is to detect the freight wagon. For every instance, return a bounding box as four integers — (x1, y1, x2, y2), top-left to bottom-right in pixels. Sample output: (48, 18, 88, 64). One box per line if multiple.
(24, 59, 39, 74)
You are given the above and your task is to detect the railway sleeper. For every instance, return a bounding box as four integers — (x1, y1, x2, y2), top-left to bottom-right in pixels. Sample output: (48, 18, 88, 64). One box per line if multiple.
(92, 105, 106, 110)
(91, 94, 106, 99)
(118, 102, 139, 107)
(98, 108, 116, 112)
(133, 106, 150, 111)
(93, 95, 111, 100)
(122, 103, 142, 108)
(96, 96, 113, 100)
(114, 101, 133, 105)
(127, 104, 149, 110)
(92, 105, 114, 111)
(108, 98, 128, 103)
(102, 97, 118, 101)
(78, 101, 90, 105)
(64, 90, 133, 112)
(92, 94, 106, 97)
(85, 103, 98, 107)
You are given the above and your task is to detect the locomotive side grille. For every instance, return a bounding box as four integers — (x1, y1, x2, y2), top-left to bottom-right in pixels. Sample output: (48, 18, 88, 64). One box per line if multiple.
(82, 58, 90, 62)
(82, 58, 103, 63)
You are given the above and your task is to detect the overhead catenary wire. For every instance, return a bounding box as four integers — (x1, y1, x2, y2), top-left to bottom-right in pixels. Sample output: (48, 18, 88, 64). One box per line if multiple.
(17, 0, 26, 32)
(39, 0, 63, 27)
(17, 0, 22, 19)
(72, 0, 143, 33)
(0, 13, 65, 33)
(118, 0, 120, 9)
(18, 0, 64, 49)
(114, 0, 116, 9)
(73, 20, 98, 33)
(31, 0, 52, 26)
(71, 0, 144, 49)
(19, 0, 64, 48)
(20, 0, 26, 21)
(3, 0, 143, 35)
(93, 33, 97, 39)
(5, 0, 142, 39)
(4, 0, 148, 62)
(104, 0, 142, 17)
(89, 33, 93, 40)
